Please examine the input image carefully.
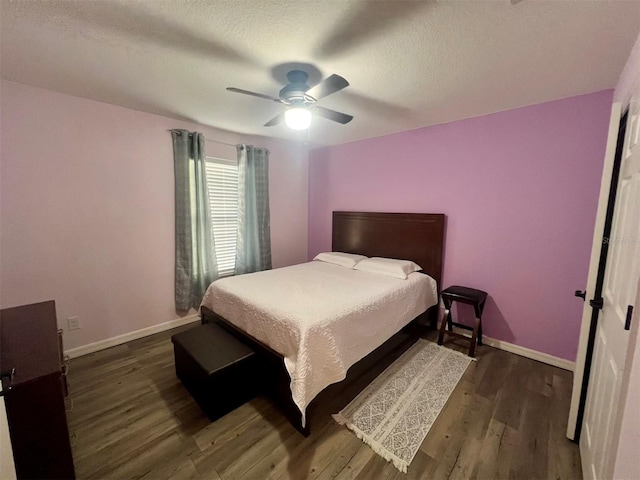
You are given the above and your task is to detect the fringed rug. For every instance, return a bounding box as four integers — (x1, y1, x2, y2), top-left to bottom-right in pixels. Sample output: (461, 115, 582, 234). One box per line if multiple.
(333, 340, 472, 473)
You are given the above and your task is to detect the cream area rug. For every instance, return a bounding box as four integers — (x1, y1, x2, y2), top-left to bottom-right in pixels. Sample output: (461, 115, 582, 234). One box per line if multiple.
(333, 340, 473, 473)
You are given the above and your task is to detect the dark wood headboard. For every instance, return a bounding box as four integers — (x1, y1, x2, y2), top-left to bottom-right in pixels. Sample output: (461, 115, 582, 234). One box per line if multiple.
(332, 212, 445, 290)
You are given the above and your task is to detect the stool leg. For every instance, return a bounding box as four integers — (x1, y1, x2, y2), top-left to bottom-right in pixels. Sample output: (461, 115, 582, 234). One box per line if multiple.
(438, 308, 449, 345)
(474, 303, 484, 346)
(469, 316, 481, 357)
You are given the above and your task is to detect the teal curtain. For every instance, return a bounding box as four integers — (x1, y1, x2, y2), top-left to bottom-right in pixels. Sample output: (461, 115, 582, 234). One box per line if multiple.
(172, 130, 218, 311)
(235, 145, 272, 275)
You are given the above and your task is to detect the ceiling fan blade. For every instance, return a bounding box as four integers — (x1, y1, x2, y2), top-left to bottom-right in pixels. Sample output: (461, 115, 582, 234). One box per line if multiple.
(264, 112, 285, 127)
(305, 74, 349, 101)
(227, 87, 282, 102)
(313, 106, 353, 125)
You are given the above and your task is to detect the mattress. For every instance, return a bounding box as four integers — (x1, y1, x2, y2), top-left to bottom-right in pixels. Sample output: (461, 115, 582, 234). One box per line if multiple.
(200, 260, 438, 424)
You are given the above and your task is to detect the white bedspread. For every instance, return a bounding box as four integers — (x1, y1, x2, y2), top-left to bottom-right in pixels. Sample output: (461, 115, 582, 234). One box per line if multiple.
(201, 261, 438, 424)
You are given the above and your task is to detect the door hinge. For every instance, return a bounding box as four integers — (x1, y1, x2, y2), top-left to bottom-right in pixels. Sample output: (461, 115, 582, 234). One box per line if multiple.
(590, 297, 604, 310)
(625, 305, 633, 331)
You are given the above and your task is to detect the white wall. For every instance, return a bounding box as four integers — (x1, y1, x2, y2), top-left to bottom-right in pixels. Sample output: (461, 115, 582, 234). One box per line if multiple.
(0, 80, 308, 350)
(614, 32, 640, 106)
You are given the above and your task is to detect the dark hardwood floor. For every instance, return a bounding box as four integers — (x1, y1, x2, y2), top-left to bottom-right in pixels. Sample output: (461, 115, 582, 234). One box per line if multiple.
(66, 324, 582, 479)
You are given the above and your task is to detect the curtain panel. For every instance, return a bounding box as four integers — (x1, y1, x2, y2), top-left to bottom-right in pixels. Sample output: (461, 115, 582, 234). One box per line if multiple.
(172, 130, 218, 311)
(235, 144, 272, 275)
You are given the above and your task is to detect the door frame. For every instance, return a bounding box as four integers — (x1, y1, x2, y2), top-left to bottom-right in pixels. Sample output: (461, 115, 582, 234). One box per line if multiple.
(0, 383, 16, 480)
(567, 103, 627, 441)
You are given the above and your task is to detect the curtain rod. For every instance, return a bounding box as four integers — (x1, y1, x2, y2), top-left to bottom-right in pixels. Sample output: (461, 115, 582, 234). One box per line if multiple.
(168, 129, 236, 148)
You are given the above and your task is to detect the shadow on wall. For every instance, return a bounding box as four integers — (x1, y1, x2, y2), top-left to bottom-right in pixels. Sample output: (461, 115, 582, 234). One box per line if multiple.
(451, 295, 514, 344)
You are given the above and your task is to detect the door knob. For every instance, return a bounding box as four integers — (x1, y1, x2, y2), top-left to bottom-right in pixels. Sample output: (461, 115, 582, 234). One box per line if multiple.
(575, 290, 586, 300)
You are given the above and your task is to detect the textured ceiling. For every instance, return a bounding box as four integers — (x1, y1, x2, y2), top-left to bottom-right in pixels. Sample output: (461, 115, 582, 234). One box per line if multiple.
(1, 0, 639, 147)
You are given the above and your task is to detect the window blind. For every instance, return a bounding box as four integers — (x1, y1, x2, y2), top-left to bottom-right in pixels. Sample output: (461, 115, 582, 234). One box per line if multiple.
(205, 157, 238, 277)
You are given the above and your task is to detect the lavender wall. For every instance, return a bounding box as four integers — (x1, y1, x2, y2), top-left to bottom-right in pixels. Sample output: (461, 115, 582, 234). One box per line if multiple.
(0, 80, 308, 350)
(308, 90, 613, 361)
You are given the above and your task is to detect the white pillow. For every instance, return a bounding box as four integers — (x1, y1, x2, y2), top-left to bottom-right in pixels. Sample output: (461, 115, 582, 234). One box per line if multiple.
(353, 257, 422, 279)
(313, 252, 368, 268)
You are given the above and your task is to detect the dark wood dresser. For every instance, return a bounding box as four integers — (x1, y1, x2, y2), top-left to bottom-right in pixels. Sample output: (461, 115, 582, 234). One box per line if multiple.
(0, 300, 75, 479)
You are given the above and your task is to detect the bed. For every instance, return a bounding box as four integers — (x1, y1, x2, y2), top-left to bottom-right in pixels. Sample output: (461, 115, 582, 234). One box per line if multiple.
(200, 211, 445, 435)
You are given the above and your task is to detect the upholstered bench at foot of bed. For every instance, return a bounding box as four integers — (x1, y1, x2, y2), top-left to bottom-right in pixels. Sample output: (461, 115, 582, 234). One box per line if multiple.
(171, 323, 262, 420)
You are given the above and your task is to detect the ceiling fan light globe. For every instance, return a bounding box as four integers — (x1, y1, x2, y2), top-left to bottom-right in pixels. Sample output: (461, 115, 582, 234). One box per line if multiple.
(285, 107, 312, 130)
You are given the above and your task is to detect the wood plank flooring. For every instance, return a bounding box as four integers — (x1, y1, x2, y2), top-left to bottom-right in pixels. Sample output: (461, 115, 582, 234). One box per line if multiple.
(66, 325, 582, 479)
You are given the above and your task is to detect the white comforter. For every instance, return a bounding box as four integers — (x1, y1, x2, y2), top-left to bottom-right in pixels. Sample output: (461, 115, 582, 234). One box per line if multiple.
(201, 261, 438, 424)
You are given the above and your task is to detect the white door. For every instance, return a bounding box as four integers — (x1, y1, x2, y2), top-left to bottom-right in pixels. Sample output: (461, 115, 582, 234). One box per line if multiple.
(580, 101, 640, 480)
(0, 383, 16, 480)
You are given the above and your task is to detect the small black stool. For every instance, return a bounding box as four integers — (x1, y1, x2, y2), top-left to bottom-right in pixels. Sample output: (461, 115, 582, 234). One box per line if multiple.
(438, 285, 487, 357)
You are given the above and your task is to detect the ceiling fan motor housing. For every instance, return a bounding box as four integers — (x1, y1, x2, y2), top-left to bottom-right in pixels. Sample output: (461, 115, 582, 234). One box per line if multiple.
(279, 70, 315, 104)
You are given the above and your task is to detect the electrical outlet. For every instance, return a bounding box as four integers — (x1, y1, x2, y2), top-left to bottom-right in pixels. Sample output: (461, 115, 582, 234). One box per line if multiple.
(67, 316, 80, 331)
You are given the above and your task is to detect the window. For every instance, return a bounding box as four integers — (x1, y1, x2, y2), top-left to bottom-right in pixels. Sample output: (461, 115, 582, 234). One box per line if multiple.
(205, 157, 238, 277)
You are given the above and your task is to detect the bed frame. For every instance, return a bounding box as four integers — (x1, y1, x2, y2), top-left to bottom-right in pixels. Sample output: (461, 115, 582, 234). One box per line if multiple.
(201, 211, 445, 436)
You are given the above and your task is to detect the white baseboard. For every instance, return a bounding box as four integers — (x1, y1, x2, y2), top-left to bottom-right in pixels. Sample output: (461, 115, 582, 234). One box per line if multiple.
(64, 313, 201, 359)
(64, 312, 575, 371)
(445, 324, 575, 371)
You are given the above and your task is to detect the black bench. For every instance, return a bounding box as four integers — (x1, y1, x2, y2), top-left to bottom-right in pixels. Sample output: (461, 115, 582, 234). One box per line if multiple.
(171, 322, 262, 420)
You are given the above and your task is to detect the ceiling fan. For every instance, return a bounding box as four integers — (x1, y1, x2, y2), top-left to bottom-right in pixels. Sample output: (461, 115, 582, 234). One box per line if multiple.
(226, 70, 353, 130)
